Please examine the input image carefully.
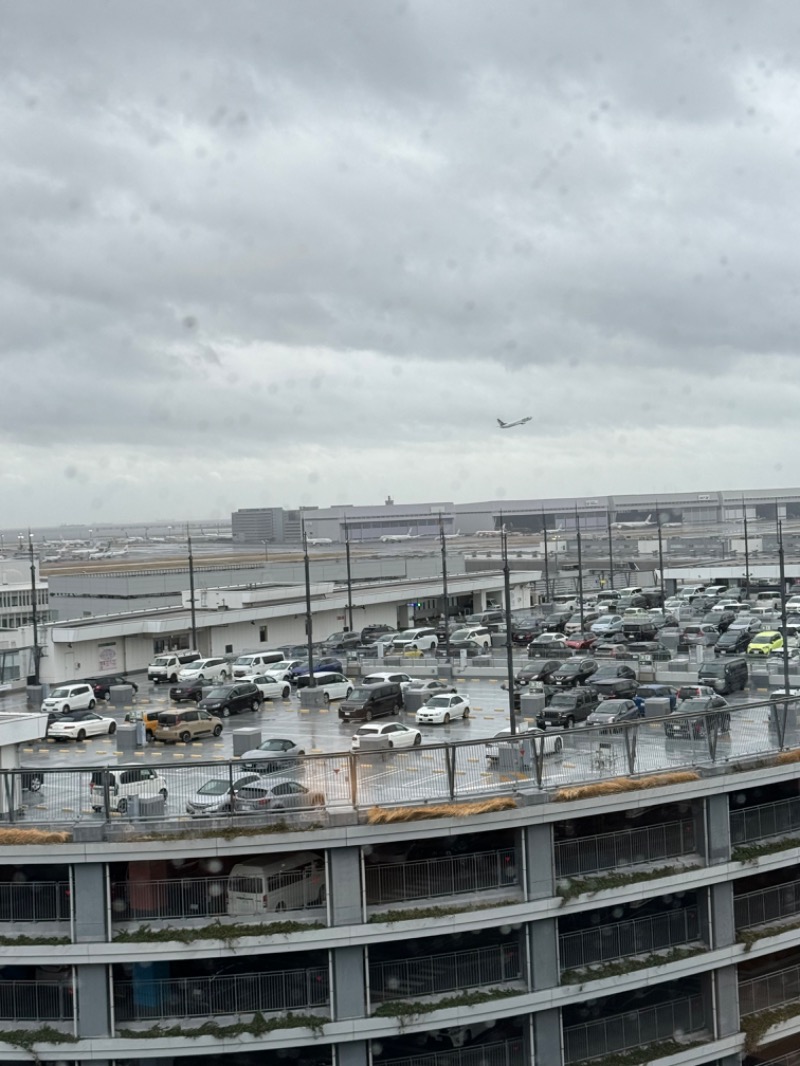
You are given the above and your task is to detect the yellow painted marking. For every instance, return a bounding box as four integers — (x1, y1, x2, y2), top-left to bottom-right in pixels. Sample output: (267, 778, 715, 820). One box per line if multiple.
(455, 771, 466, 777)
(299, 709, 310, 715)
(190, 754, 203, 759)
(433, 768, 446, 774)
(467, 758, 480, 764)
(319, 709, 328, 715)
(172, 754, 185, 759)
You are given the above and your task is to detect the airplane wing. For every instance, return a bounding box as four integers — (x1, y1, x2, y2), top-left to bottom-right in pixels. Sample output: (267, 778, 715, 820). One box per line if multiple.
(497, 419, 506, 427)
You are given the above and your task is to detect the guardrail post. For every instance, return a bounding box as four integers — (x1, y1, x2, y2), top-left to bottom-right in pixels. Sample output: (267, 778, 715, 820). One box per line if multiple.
(102, 766, 111, 822)
(2, 771, 15, 823)
(348, 753, 358, 807)
(533, 735, 545, 789)
(445, 744, 456, 800)
(622, 724, 638, 775)
(705, 713, 719, 763)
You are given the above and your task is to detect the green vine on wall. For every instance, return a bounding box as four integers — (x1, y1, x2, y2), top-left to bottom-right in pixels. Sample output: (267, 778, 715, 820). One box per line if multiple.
(113, 919, 324, 943)
(732, 837, 800, 863)
(561, 945, 706, 984)
(742, 1002, 800, 1052)
(556, 865, 684, 902)
(372, 987, 520, 1023)
(117, 1011, 327, 1041)
(568, 1039, 705, 1066)
(369, 900, 516, 925)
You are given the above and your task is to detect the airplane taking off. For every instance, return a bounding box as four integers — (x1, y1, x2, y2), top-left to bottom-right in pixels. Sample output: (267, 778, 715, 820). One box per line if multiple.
(443, 530, 461, 539)
(497, 416, 532, 429)
(380, 528, 420, 543)
(306, 537, 333, 546)
(612, 514, 655, 530)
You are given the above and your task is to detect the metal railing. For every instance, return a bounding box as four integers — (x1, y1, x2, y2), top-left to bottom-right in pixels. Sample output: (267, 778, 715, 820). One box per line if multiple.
(8, 694, 794, 827)
(0, 980, 74, 1021)
(563, 994, 707, 1063)
(0, 881, 70, 923)
(730, 795, 800, 846)
(369, 943, 521, 1002)
(559, 907, 701, 970)
(365, 847, 519, 906)
(735, 878, 800, 930)
(114, 966, 329, 1022)
(382, 1039, 525, 1066)
(740, 960, 800, 1016)
(555, 819, 696, 879)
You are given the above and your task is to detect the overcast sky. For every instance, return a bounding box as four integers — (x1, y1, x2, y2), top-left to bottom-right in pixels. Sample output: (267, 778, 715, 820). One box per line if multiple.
(3, 0, 800, 526)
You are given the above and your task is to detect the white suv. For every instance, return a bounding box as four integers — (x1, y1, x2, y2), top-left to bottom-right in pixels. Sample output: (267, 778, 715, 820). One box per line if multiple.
(177, 657, 230, 682)
(391, 627, 438, 651)
(89, 767, 168, 814)
(41, 683, 96, 714)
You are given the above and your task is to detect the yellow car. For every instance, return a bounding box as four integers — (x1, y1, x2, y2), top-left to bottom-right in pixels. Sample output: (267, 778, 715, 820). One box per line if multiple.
(747, 631, 783, 656)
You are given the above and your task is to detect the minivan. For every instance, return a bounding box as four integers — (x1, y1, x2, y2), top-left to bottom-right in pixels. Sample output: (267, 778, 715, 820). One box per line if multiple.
(89, 767, 168, 813)
(231, 652, 287, 678)
(448, 626, 492, 649)
(227, 852, 326, 915)
(177, 657, 230, 683)
(755, 591, 783, 611)
(154, 709, 223, 743)
(338, 683, 403, 721)
(698, 656, 749, 695)
(390, 628, 438, 651)
(41, 683, 96, 714)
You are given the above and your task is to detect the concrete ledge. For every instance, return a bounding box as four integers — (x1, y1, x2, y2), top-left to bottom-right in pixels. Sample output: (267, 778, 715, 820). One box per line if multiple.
(299, 687, 329, 709)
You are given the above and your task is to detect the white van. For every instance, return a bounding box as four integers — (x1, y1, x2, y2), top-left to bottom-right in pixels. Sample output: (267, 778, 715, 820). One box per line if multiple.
(41, 683, 96, 714)
(227, 852, 325, 915)
(390, 627, 438, 652)
(232, 652, 287, 679)
(755, 591, 782, 611)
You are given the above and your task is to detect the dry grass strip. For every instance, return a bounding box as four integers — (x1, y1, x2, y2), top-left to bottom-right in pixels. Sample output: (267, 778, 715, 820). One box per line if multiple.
(0, 828, 72, 845)
(367, 798, 517, 824)
(776, 750, 800, 766)
(554, 771, 700, 803)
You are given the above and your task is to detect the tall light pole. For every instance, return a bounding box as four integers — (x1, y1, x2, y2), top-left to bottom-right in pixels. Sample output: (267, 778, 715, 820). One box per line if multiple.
(302, 520, 315, 688)
(343, 517, 354, 633)
(656, 506, 665, 606)
(187, 529, 198, 651)
(439, 515, 451, 660)
(542, 513, 550, 602)
(606, 510, 615, 590)
(28, 533, 40, 685)
(779, 521, 791, 699)
(575, 510, 585, 632)
(742, 497, 751, 600)
(501, 523, 516, 735)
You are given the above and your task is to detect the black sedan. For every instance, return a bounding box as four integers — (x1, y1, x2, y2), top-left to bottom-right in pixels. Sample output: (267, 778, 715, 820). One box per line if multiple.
(663, 696, 731, 739)
(592, 664, 637, 682)
(585, 699, 643, 730)
(626, 641, 673, 662)
(85, 675, 139, 700)
(170, 677, 214, 703)
(512, 660, 563, 687)
(552, 658, 598, 687)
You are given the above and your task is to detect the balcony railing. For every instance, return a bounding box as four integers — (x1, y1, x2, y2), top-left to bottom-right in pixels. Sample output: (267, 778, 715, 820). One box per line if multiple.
(370, 943, 522, 1003)
(0, 980, 74, 1022)
(740, 961, 800, 1016)
(735, 878, 800, 930)
(555, 819, 696, 879)
(559, 907, 701, 971)
(730, 796, 800, 847)
(365, 848, 519, 907)
(563, 994, 707, 1063)
(0, 881, 71, 923)
(114, 966, 330, 1023)
(381, 1038, 525, 1066)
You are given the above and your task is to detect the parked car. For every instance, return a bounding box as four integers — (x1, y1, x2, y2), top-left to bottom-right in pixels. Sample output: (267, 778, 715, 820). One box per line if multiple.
(564, 632, 599, 651)
(589, 677, 639, 702)
(538, 687, 599, 729)
(306, 672, 354, 704)
(551, 657, 598, 687)
(702, 610, 736, 634)
(360, 624, 396, 644)
(198, 683, 263, 717)
(528, 633, 569, 654)
(322, 633, 364, 654)
(698, 656, 748, 695)
(635, 683, 678, 710)
(404, 679, 457, 696)
(154, 709, 223, 743)
(486, 724, 564, 761)
(185, 775, 261, 816)
(590, 614, 624, 637)
(231, 779, 325, 814)
(511, 661, 562, 688)
(338, 683, 403, 722)
(585, 698, 643, 730)
(169, 677, 213, 703)
(390, 627, 438, 652)
(714, 629, 752, 656)
(747, 631, 783, 656)
(84, 675, 139, 700)
(48, 710, 117, 742)
(239, 737, 305, 772)
(177, 657, 230, 683)
(626, 641, 672, 661)
(90, 767, 168, 813)
(236, 673, 292, 700)
(664, 696, 731, 739)
(592, 664, 637, 682)
(415, 693, 470, 724)
(41, 683, 96, 714)
(362, 672, 418, 690)
(678, 624, 719, 648)
(292, 658, 344, 686)
(351, 722, 422, 750)
(511, 618, 547, 644)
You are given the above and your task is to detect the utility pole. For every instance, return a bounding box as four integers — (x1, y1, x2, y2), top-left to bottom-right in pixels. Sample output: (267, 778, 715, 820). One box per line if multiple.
(742, 497, 751, 600)
(187, 529, 198, 651)
(28, 533, 40, 685)
(779, 521, 791, 698)
(501, 523, 516, 735)
(439, 515, 451, 661)
(606, 510, 615, 590)
(303, 520, 315, 688)
(343, 517, 354, 633)
(575, 511, 585, 632)
(656, 506, 666, 606)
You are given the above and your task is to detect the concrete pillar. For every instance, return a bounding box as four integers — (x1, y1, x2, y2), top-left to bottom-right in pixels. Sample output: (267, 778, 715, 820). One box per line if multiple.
(694, 794, 731, 865)
(329, 845, 363, 926)
(712, 965, 741, 1040)
(534, 1007, 563, 1066)
(529, 917, 560, 990)
(332, 945, 367, 1020)
(336, 1042, 369, 1066)
(523, 823, 556, 899)
(76, 963, 111, 1038)
(708, 882, 736, 950)
(73, 863, 108, 942)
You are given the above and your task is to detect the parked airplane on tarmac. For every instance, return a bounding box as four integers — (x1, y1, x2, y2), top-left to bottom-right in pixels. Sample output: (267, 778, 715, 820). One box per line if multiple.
(380, 528, 420, 543)
(497, 416, 532, 429)
(306, 537, 333, 546)
(612, 514, 655, 530)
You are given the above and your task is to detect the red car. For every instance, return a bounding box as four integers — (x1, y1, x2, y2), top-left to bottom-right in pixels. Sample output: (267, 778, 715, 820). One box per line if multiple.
(565, 631, 598, 651)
